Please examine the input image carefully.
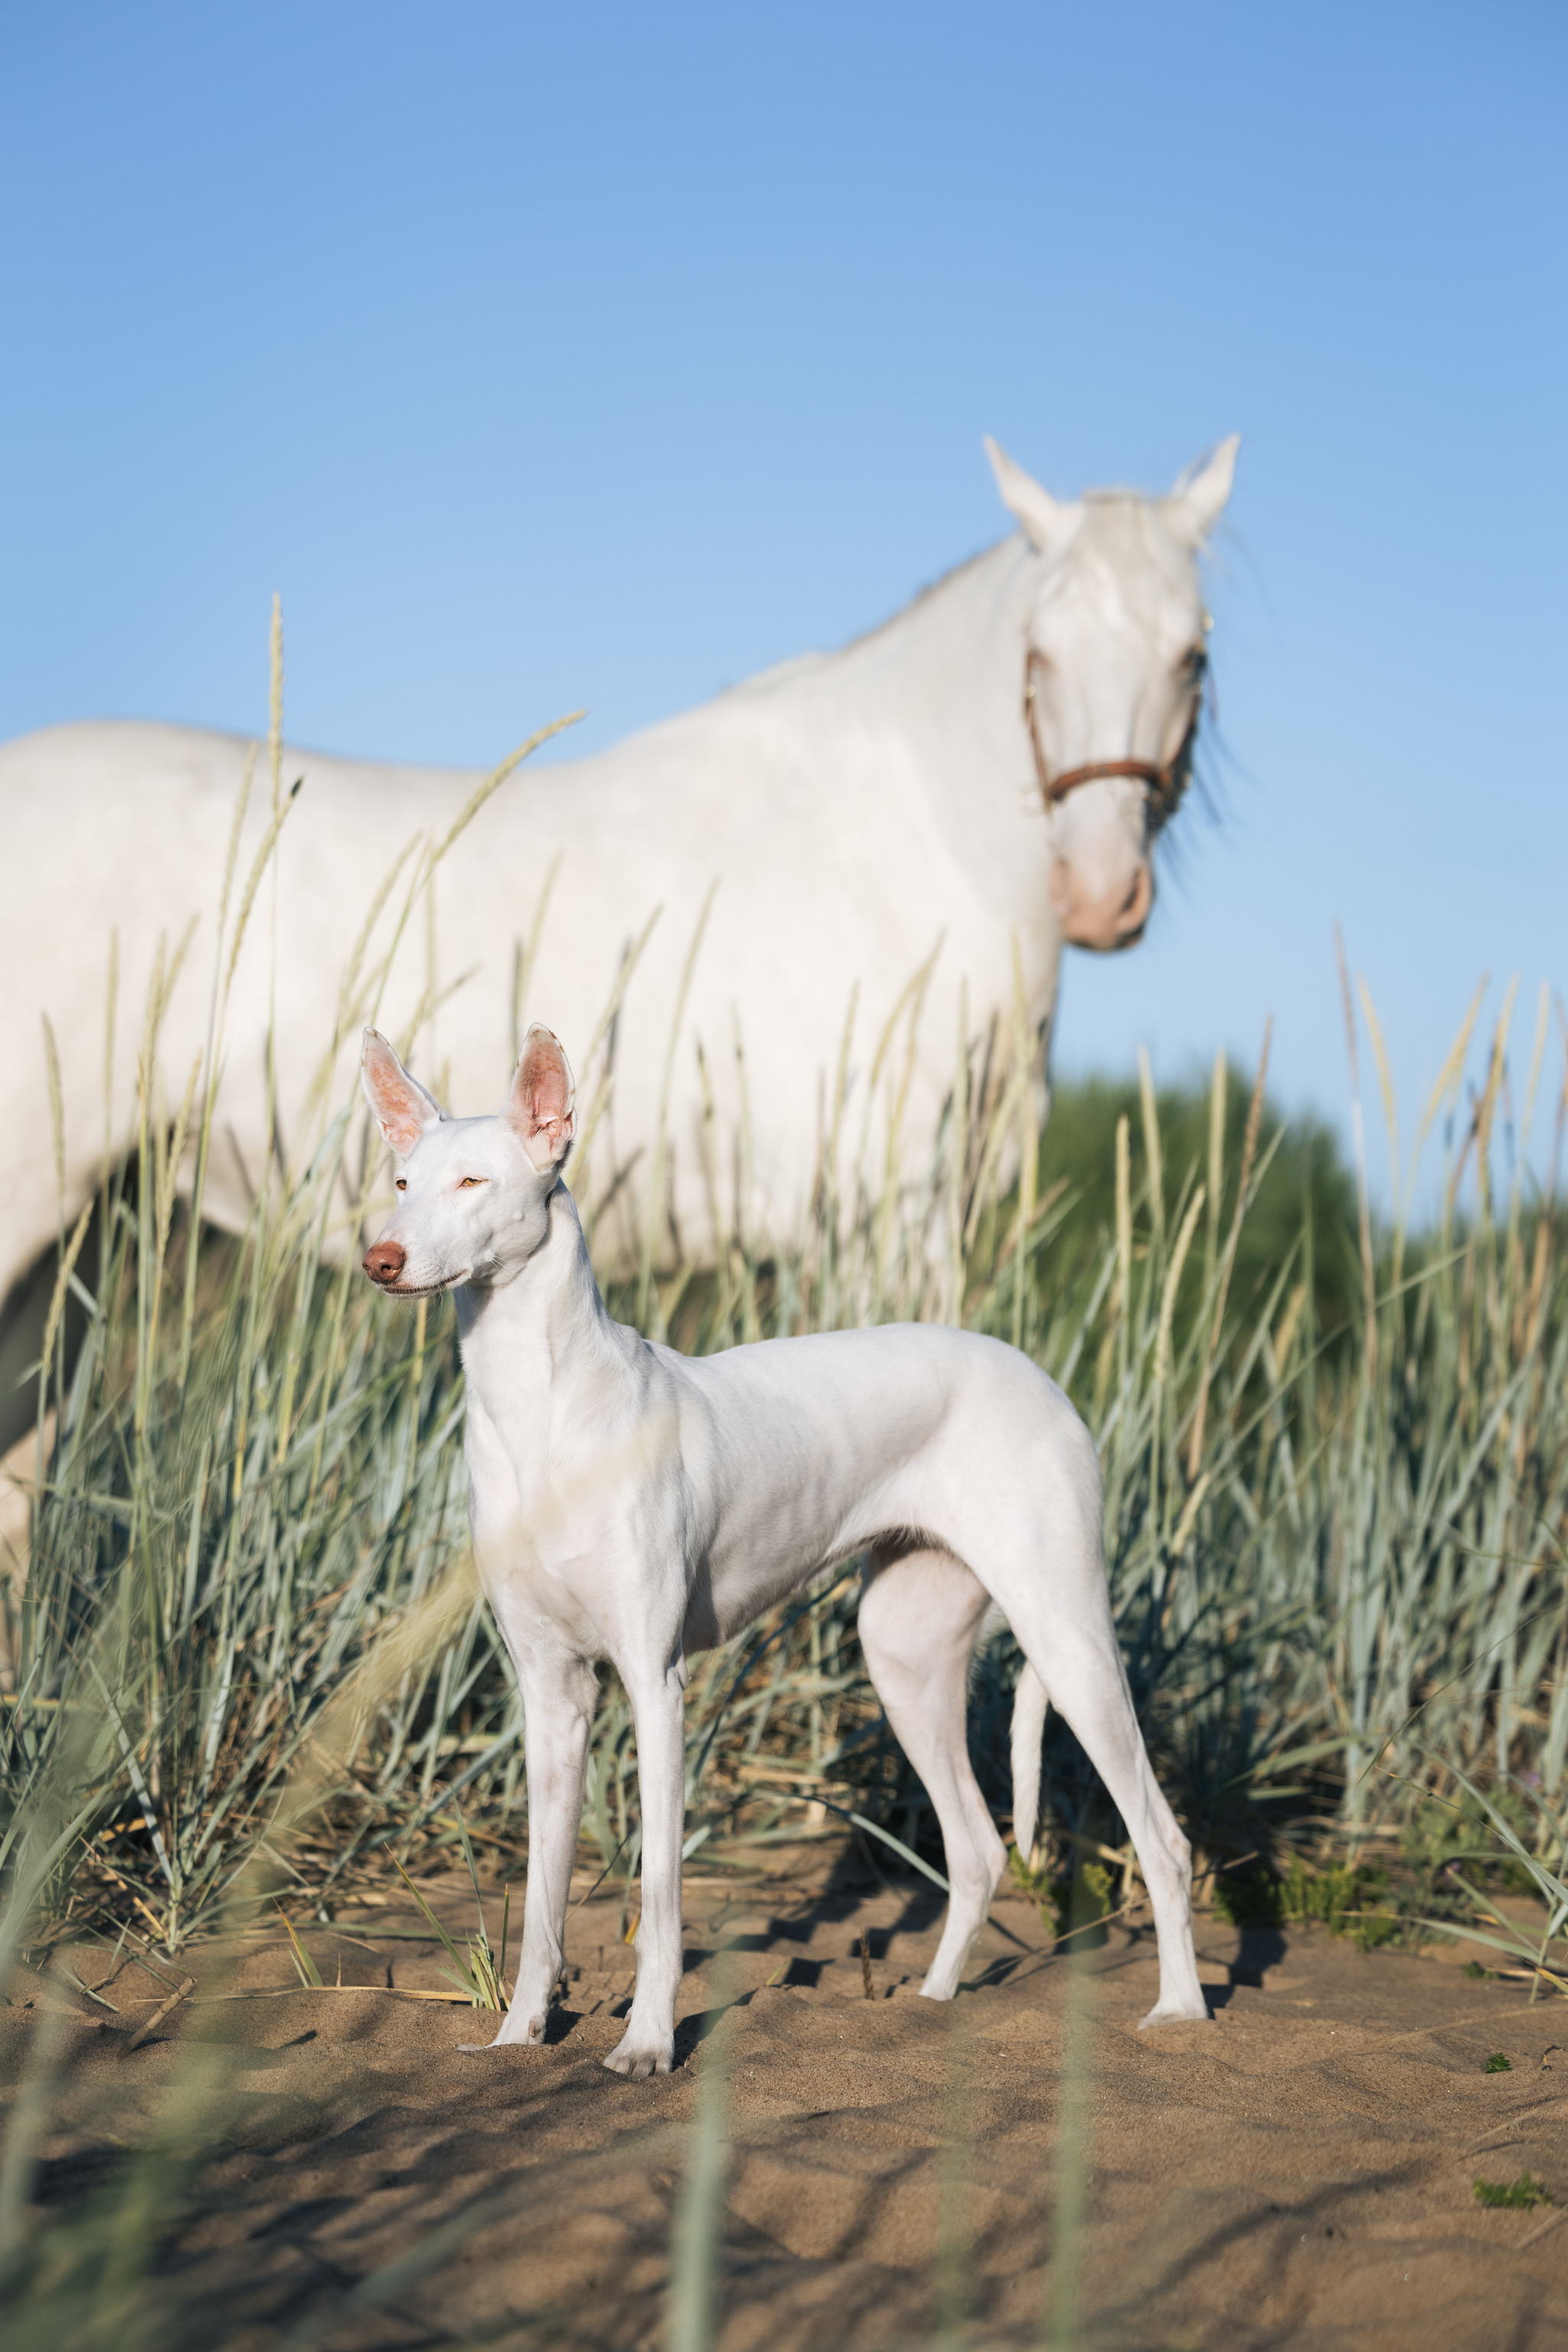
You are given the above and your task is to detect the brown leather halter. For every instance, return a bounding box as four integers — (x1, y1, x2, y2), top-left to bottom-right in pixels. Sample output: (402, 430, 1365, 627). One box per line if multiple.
(1024, 648, 1199, 830)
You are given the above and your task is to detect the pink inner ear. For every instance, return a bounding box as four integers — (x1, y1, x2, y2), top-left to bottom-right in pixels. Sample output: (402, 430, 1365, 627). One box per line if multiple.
(364, 1031, 436, 1156)
(514, 1029, 574, 1149)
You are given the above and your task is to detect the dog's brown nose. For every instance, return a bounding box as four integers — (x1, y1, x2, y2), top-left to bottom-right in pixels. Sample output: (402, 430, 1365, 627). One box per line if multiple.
(363, 1240, 407, 1286)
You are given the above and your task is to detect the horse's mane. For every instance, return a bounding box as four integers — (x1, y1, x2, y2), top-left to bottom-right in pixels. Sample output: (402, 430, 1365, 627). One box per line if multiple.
(716, 540, 1005, 698)
(832, 539, 1004, 659)
(844, 485, 1194, 652)
(725, 483, 1193, 697)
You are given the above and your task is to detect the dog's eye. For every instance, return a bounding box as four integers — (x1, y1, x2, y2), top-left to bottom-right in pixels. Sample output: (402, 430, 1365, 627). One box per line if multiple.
(457, 1176, 487, 1190)
(395, 1178, 407, 1193)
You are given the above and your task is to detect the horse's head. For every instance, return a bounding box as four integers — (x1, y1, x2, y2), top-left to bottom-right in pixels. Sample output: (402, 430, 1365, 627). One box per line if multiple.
(985, 434, 1240, 951)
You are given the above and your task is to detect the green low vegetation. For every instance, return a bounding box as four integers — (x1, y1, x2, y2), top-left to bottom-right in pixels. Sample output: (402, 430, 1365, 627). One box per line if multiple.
(1473, 2172, 1552, 2211)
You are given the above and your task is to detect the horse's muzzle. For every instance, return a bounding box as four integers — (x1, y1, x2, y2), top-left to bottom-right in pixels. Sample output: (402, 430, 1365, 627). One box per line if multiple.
(1053, 858, 1154, 952)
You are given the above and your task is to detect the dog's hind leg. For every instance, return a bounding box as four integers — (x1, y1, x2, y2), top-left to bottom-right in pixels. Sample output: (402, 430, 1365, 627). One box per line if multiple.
(858, 1547, 1007, 2001)
(1019, 1617, 1207, 2027)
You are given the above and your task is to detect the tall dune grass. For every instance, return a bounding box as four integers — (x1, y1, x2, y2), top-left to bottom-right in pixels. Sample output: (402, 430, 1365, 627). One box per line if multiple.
(2, 711, 1566, 1978)
(3, 698, 1567, 2351)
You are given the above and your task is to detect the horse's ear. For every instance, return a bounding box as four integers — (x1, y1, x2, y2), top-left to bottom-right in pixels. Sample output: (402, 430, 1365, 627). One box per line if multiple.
(361, 1030, 444, 1158)
(502, 1025, 577, 1174)
(1168, 434, 1240, 544)
(984, 436, 1079, 554)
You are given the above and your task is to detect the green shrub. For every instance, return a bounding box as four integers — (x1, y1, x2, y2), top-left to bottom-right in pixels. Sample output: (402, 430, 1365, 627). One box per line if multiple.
(1037, 1068, 1360, 1351)
(1050, 1858, 1116, 1946)
(1474, 2173, 1551, 2210)
(1210, 1867, 1285, 1929)
(1008, 1847, 1117, 1947)
(1212, 1857, 1404, 1952)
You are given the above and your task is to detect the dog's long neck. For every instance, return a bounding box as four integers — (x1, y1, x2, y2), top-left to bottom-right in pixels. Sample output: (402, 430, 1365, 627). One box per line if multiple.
(455, 1182, 634, 1456)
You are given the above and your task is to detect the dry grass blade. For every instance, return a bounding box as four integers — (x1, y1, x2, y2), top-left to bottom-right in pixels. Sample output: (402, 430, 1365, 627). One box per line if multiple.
(122, 1974, 195, 2055)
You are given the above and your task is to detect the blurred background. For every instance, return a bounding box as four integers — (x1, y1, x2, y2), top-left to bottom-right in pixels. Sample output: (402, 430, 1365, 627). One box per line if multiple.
(2, 1, 1563, 1200)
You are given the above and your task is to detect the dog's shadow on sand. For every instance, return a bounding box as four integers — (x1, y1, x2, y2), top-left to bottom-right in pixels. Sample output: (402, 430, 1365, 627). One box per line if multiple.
(1206, 1925, 1288, 2009)
(662, 1848, 948, 2066)
(760, 1842, 946, 1956)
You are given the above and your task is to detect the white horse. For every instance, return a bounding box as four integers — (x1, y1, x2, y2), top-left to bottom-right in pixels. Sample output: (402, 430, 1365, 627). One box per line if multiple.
(0, 435, 1237, 1320)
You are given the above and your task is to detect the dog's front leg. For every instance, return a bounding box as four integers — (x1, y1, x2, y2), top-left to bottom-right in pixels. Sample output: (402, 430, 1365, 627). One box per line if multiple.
(486, 1648, 598, 2049)
(604, 1659, 687, 2079)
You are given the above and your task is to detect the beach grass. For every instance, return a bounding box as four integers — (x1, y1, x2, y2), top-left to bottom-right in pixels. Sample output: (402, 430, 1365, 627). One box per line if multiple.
(2, 707, 1566, 2343)
(3, 783, 1566, 1964)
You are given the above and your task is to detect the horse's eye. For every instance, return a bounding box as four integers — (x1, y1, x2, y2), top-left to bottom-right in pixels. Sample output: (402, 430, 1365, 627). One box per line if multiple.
(395, 1178, 407, 1193)
(1179, 644, 1208, 682)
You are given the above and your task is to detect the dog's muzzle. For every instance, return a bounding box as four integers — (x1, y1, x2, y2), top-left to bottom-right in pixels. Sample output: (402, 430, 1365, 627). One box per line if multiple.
(363, 1240, 407, 1286)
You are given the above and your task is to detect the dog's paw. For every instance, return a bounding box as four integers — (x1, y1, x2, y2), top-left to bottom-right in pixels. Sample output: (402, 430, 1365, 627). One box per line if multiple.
(603, 2029, 673, 2079)
(470, 2010, 547, 2050)
(1136, 2000, 1212, 2030)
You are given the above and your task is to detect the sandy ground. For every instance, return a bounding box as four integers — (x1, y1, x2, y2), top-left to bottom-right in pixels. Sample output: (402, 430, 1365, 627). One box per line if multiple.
(6, 1854, 1568, 2349)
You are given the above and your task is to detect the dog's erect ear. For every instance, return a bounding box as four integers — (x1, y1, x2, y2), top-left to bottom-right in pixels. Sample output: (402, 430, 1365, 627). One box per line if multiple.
(361, 1029, 443, 1158)
(502, 1024, 576, 1173)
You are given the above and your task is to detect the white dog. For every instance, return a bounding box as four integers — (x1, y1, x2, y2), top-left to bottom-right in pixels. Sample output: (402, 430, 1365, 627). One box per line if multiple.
(360, 1024, 1207, 2076)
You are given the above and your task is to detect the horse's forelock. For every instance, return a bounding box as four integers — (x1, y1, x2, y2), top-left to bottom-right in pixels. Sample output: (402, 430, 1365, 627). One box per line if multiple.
(1039, 492, 1197, 614)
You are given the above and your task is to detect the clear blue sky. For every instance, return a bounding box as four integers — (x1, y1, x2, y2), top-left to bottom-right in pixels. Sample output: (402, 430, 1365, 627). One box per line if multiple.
(3, 3, 1563, 1202)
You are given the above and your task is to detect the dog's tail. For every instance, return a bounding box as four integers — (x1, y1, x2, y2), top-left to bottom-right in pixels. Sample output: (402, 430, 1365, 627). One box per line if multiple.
(1010, 1662, 1050, 1860)
(977, 1602, 1050, 1857)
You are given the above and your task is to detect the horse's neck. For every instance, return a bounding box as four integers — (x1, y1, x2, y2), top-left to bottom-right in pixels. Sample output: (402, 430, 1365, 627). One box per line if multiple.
(754, 537, 1036, 763)
(769, 537, 1054, 967)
